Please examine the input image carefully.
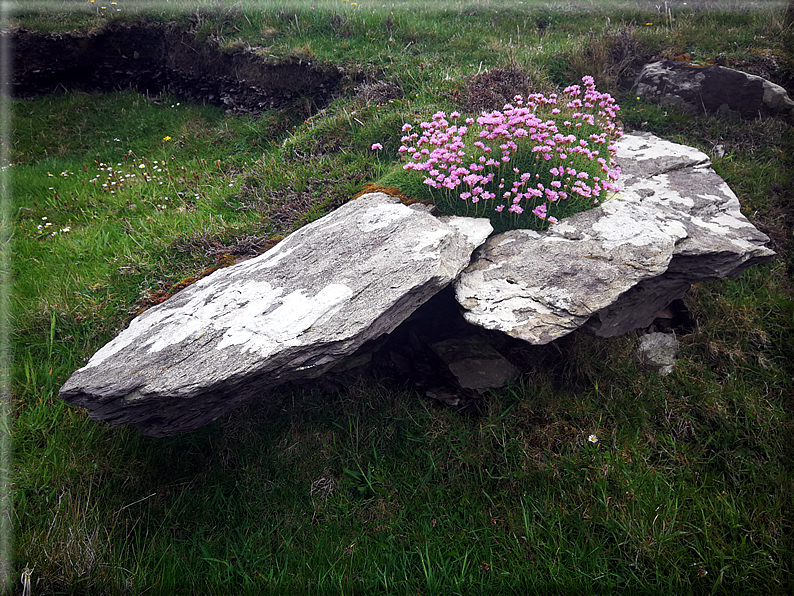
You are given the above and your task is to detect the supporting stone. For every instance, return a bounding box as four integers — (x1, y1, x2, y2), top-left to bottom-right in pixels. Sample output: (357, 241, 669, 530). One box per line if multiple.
(636, 332, 680, 376)
(60, 134, 776, 436)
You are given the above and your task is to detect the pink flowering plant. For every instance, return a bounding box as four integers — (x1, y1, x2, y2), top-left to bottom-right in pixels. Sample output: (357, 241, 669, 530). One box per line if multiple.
(376, 76, 623, 232)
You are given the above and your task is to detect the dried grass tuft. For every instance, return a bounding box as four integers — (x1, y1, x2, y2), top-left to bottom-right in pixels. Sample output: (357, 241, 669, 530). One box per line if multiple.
(458, 67, 546, 114)
(565, 26, 645, 92)
(354, 79, 404, 106)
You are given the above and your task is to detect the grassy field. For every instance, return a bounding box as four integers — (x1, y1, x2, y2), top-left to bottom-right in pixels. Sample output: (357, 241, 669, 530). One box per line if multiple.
(4, 0, 794, 594)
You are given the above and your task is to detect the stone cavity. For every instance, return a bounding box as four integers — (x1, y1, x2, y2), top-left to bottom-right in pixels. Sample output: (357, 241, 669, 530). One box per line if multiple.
(59, 193, 492, 437)
(455, 132, 775, 344)
(633, 60, 794, 120)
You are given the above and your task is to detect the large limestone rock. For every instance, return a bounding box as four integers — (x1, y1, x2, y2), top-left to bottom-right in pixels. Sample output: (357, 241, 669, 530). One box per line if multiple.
(60, 193, 492, 437)
(633, 60, 794, 119)
(455, 132, 775, 344)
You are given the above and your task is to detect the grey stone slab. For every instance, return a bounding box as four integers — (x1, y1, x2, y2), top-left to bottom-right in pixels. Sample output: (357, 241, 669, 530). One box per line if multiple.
(60, 193, 492, 436)
(455, 132, 775, 343)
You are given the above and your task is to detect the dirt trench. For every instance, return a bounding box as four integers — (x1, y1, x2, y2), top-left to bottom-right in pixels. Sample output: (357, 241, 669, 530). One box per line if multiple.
(6, 20, 346, 114)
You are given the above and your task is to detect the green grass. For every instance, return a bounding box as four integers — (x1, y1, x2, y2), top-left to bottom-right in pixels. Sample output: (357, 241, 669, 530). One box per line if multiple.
(6, 1, 794, 593)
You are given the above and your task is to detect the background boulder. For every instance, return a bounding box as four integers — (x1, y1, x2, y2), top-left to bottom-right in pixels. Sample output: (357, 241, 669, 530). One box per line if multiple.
(633, 60, 794, 119)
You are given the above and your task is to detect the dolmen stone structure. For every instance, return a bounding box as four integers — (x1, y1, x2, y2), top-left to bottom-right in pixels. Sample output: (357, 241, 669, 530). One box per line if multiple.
(633, 60, 794, 120)
(60, 132, 775, 437)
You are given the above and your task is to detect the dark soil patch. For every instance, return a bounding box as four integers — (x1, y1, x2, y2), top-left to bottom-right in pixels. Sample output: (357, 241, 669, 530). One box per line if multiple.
(6, 20, 346, 114)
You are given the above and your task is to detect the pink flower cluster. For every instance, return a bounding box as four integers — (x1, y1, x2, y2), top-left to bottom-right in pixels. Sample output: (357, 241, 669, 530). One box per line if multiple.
(397, 76, 622, 226)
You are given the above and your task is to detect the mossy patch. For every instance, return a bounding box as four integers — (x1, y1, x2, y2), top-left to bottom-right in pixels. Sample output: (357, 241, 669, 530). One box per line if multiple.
(353, 182, 434, 208)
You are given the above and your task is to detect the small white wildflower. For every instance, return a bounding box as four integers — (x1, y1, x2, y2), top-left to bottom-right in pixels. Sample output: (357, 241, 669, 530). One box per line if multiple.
(138, 164, 146, 169)
(588, 434, 599, 444)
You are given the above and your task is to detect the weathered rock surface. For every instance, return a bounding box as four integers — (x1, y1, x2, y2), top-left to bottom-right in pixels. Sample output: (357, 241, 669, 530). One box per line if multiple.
(633, 60, 794, 119)
(455, 132, 775, 344)
(60, 193, 492, 437)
